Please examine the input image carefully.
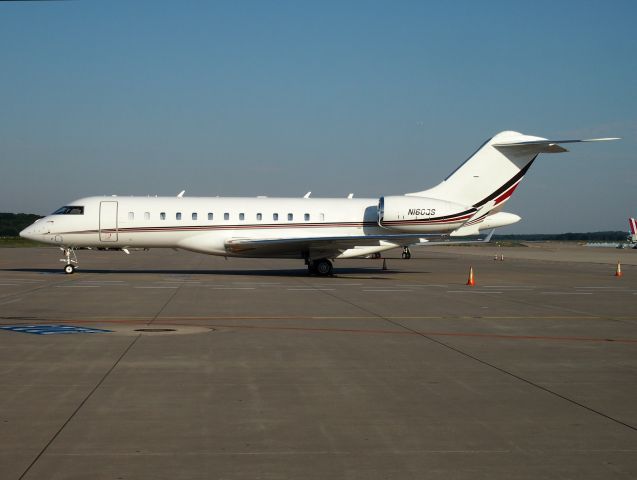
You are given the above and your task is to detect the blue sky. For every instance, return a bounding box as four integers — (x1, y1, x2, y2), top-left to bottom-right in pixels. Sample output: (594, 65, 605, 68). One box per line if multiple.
(1, 0, 635, 233)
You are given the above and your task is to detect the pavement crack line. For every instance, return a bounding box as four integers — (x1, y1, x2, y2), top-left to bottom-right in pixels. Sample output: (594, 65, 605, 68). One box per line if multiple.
(18, 334, 141, 480)
(0, 271, 107, 304)
(315, 288, 637, 434)
(146, 256, 205, 325)
(146, 284, 183, 326)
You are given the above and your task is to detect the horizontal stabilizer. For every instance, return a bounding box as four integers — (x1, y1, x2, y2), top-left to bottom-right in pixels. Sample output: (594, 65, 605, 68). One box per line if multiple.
(493, 137, 620, 154)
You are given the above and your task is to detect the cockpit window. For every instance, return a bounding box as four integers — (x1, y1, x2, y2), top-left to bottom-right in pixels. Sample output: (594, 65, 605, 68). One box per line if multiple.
(52, 206, 84, 215)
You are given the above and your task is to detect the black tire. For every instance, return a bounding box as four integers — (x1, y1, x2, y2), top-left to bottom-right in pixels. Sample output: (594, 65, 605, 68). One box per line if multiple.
(315, 259, 333, 276)
(64, 264, 75, 274)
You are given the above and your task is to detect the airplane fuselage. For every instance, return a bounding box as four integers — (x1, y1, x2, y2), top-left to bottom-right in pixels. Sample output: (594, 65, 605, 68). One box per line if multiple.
(24, 195, 478, 258)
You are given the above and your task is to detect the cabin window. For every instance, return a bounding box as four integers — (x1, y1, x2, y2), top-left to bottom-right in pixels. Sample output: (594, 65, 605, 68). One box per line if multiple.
(320, 213, 325, 221)
(144, 212, 150, 220)
(192, 212, 197, 221)
(273, 213, 279, 221)
(304, 213, 310, 221)
(160, 212, 166, 220)
(176, 212, 182, 220)
(288, 213, 293, 221)
(52, 206, 84, 215)
(208, 212, 213, 221)
(239, 213, 245, 221)
(128, 212, 134, 221)
(256, 213, 262, 221)
(224, 212, 229, 221)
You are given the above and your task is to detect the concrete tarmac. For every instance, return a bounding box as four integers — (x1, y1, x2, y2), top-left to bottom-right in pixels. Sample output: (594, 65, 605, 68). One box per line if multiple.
(0, 245, 636, 479)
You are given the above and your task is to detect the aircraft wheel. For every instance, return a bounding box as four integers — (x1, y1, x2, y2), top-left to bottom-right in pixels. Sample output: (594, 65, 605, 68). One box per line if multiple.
(315, 259, 333, 276)
(64, 264, 75, 274)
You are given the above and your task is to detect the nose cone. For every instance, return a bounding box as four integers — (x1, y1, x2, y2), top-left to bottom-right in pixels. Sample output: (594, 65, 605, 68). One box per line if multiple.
(20, 224, 35, 240)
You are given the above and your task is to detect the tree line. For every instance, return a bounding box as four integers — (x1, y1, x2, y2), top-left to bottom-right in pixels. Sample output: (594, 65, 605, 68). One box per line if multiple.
(0, 213, 43, 237)
(493, 231, 628, 242)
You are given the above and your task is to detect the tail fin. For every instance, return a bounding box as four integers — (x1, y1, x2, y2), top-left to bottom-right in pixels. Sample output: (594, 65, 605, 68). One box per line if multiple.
(630, 217, 637, 243)
(408, 131, 618, 211)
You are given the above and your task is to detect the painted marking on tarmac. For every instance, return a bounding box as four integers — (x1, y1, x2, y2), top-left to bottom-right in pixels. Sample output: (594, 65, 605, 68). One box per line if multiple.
(211, 287, 255, 290)
(447, 291, 502, 294)
(162, 280, 201, 284)
(0, 277, 44, 283)
(199, 323, 637, 344)
(80, 280, 126, 283)
(575, 286, 627, 289)
(288, 288, 335, 291)
(0, 283, 19, 286)
(0, 298, 22, 305)
(362, 289, 414, 292)
(3, 314, 612, 322)
(135, 286, 179, 289)
(0, 324, 112, 335)
(55, 285, 101, 288)
(482, 285, 534, 289)
(541, 292, 593, 295)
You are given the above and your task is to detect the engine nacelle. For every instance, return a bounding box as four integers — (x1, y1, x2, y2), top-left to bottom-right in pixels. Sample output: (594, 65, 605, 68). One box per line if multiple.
(378, 195, 472, 232)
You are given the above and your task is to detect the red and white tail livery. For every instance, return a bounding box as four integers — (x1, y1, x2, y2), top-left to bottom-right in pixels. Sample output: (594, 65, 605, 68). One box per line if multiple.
(629, 217, 637, 243)
(20, 130, 619, 275)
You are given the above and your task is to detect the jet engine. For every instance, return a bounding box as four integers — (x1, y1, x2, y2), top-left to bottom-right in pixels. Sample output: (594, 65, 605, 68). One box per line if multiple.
(377, 195, 472, 232)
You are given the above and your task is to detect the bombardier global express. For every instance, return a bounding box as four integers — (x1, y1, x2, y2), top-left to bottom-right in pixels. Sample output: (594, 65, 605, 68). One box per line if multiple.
(20, 131, 618, 276)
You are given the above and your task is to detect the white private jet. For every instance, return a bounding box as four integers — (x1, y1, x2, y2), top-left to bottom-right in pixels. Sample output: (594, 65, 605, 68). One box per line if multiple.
(20, 131, 618, 276)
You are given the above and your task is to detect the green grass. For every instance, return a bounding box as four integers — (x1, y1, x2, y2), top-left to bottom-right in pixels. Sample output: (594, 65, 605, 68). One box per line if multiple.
(437, 240, 528, 248)
(0, 237, 49, 247)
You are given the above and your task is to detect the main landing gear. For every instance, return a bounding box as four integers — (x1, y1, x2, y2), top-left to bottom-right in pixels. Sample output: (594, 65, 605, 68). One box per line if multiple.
(307, 258, 333, 276)
(60, 247, 78, 274)
(401, 246, 412, 259)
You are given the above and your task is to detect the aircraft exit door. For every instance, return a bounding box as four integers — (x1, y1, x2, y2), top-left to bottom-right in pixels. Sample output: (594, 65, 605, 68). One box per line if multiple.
(99, 201, 118, 242)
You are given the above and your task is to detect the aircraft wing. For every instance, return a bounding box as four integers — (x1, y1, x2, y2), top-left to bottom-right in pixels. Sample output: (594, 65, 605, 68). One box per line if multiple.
(225, 230, 494, 258)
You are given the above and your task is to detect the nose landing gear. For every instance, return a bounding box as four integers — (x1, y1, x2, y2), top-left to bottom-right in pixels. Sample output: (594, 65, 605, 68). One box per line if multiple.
(401, 246, 412, 259)
(60, 247, 78, 274)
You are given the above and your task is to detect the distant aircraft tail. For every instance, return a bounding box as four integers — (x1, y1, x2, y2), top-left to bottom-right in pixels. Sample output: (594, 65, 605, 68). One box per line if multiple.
(630, 217, 637, 243)
(408, 131, 619, 216)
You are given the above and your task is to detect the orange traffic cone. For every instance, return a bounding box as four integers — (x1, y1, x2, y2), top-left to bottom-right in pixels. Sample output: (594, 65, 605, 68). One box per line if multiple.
(615, 261, 622, 277)
(466, 266, 475, 286)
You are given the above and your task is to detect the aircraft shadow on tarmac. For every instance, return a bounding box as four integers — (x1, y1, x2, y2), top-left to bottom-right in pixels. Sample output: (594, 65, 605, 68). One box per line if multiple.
(0, 267, 426, 278)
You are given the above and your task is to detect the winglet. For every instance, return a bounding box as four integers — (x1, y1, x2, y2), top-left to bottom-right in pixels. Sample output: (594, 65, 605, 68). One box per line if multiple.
(177, 190, 185, 198)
